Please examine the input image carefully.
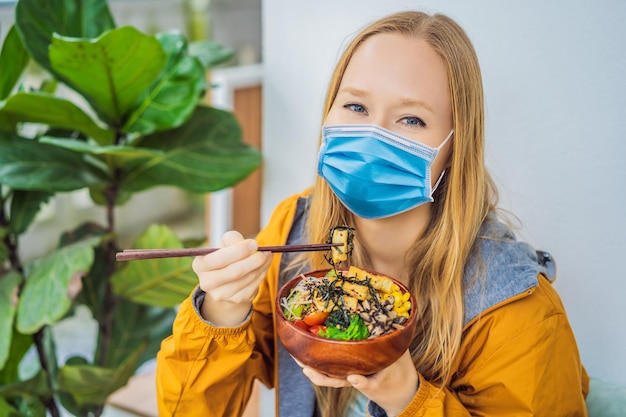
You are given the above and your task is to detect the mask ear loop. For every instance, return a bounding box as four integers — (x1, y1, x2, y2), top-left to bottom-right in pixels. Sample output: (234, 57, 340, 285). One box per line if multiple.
(435, 129, 454, 151)
(430, 129, 454, 196)
(431, 169, 446, 195)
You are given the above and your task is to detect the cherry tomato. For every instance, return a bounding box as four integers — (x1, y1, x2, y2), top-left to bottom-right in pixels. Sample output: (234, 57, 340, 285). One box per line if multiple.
(293, 319, 309, 331)
(303, 311, 329, 326)
(308, 324, 326, 336)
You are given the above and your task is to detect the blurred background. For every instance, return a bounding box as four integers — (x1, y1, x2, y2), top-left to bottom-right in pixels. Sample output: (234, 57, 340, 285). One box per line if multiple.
(1, 0, 624, 415)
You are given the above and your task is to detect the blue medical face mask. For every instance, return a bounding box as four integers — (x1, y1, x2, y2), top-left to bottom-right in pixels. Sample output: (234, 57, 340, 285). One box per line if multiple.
(317, 124, 454, 219)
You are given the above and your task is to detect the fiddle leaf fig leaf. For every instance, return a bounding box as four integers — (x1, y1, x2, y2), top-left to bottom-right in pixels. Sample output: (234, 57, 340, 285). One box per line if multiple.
(119, 105, 262, 194)
(103, 298, 175, 368)
(0, 330, 32, 385)
(15, 0, 115, 75)
(90, 187, 135, 207)
(16, 237, 100, 334)
(15, 396, 47, 416)
(0, 92, 114, 145)
(111, 224, 197, 307)
(0, 25, 30, 101)
(188, 40, 235, 68)
(0, 135, 108, 192)
(0, 271, 22, 371)
(40, 136, 164, 158)
(9, 189, 52, 236)
(123, 31, 206, 136)
(0, 370, 50, 398)
(57, 356, 100, 416)
(58, 342, 145, 406)
(76, 246, 108, 324)
(49, 27, 167, 125)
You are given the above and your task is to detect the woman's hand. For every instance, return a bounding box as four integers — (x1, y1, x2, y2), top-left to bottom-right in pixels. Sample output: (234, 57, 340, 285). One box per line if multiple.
(299, 350, 419, 416)
(192, 230, 273, 326)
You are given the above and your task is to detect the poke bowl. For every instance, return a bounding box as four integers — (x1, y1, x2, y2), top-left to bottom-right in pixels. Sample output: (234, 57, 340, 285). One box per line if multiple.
(275, 266, 417, 378)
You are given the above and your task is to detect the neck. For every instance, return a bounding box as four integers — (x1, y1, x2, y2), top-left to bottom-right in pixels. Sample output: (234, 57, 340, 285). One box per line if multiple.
(354, 204, 432, 284)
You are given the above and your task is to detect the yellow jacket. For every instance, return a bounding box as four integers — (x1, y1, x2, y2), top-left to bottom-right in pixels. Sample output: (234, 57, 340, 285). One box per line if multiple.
(156, 190, 589, 416)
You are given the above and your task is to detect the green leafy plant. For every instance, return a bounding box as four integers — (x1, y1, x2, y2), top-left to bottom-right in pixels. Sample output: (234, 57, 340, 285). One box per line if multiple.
(0, 0, 262, 415)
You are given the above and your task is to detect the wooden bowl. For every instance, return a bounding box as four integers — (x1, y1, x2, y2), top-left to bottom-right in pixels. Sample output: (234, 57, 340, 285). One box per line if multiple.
(275, 268, 417, 378)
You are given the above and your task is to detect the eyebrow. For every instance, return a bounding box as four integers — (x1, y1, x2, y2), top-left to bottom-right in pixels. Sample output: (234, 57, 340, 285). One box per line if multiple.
(338, 86, 370, 98)
(337, 86, 435, 114)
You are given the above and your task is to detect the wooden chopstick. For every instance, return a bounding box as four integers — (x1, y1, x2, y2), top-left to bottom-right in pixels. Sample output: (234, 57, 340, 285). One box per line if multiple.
(115, 243, 342, 261)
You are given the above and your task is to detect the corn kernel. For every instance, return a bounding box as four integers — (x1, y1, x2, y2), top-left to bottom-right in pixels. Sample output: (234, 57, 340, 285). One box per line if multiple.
(396, 302, 410, 314)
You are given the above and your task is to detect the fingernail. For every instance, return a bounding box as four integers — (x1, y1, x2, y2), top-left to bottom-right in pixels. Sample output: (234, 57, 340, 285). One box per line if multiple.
(248, 241, 259, 251)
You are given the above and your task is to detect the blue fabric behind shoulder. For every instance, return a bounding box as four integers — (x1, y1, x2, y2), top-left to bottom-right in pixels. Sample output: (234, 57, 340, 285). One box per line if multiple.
(462, 220, 547, 326)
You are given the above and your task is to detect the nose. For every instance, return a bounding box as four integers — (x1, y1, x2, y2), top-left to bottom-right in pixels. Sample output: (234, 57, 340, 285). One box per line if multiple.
(369, 113, 392, 131)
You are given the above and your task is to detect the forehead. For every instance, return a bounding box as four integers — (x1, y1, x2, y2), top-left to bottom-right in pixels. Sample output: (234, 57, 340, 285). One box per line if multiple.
(340, 33, 450, 116)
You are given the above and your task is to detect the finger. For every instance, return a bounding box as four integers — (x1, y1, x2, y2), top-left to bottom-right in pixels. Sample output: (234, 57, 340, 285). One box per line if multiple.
(302, 367, 351, 388)
(346, 351, 418, 411)
(346, 374, 369, 390)
(201, 272, 260, 303)
(192, 238, 259, 272)
(196, 251, 271, 301)
(203, 248, 269, 286)
(199, 230, 248, 272)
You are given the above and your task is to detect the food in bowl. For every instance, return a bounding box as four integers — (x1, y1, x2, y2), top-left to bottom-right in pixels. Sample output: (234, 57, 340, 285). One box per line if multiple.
(275, 267, 417, 377)
(280, 266, 411, 340)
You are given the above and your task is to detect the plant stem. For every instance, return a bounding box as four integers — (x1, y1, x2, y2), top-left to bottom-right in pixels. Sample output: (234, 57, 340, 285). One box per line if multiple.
(97, 175, 120, 368)
(0, 190, 23, 274)
(93, 178, 121, 417)
(33, 330, 61, 417)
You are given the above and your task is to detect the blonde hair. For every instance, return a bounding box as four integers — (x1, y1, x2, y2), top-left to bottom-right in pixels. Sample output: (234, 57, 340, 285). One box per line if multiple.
(297, 11, 498, 416)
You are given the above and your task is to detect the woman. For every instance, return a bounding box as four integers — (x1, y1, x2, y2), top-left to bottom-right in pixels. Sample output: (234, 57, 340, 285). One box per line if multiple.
(156, 11, 589, 416)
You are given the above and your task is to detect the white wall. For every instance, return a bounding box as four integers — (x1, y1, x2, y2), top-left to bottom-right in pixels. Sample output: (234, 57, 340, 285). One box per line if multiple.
(262, 0, 626, 386)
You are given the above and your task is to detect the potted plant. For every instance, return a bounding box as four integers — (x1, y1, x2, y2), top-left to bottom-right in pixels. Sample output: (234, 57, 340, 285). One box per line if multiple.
(0, 0, 262, 415)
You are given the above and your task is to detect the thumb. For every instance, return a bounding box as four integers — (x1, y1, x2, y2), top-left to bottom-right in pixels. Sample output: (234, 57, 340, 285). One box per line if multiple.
(347, 374, 370, 391)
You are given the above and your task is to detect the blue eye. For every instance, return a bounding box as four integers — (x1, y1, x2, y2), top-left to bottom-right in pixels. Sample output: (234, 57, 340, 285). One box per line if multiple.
(401, 116, 426, 127)
(344, 103, 367, 114)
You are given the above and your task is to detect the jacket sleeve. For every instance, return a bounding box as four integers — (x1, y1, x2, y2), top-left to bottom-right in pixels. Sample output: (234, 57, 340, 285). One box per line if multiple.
(155, 191, 307, 417)
(155, 292, 272, 416)
(384, 275, 589, 417)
